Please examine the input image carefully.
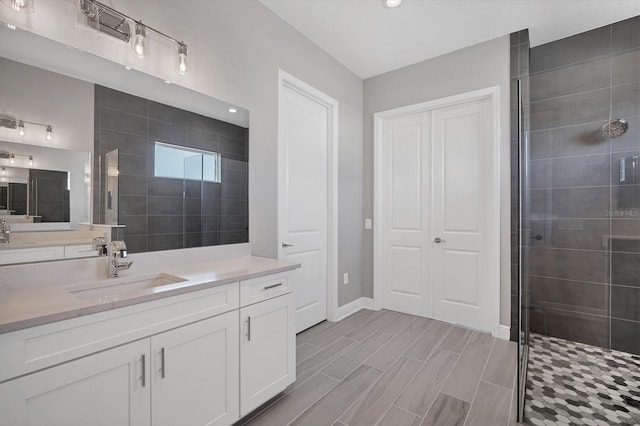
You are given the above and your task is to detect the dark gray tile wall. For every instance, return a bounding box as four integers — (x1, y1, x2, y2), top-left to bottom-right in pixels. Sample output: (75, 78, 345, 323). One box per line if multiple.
(528, 15, 640, 354)
(510, 29, 530, 342)
(93, 85, 249, 253)
(28, 169, 70, 222)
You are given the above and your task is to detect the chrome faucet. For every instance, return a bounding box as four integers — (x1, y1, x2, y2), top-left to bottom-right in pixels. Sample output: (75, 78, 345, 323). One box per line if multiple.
(108, 241, 132, 278)
(0, 220, 10, 244)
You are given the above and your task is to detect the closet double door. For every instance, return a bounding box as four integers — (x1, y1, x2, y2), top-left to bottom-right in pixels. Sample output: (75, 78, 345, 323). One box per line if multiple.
(379, 94, 497, 332)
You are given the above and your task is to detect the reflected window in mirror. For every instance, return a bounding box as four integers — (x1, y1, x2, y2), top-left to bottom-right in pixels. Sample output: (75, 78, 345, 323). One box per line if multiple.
(154, 142, 221, 183)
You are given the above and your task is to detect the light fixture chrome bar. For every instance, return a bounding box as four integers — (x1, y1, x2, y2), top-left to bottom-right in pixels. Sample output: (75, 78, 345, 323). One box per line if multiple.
(86, 0, 186, 47)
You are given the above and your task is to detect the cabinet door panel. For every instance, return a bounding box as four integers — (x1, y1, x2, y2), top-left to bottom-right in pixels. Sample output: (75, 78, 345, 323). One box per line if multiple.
(0, 339, 150, 426)
(151, 311, 239, 426)
(240, 293, 295, 416)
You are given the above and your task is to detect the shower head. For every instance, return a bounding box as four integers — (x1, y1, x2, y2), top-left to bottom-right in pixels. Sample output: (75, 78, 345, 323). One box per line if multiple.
(601, 118, 629, 138)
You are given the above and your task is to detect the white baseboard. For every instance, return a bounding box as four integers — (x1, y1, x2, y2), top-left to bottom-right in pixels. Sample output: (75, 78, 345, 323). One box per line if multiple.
(334, 297, 377, 321)
(495, 325, 511, 341)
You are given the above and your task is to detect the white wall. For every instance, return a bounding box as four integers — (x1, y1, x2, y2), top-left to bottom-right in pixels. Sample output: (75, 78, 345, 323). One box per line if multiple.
(0, 57, 93, 152)
(363, 36, 512, 326)
(0, 0, 364, 306)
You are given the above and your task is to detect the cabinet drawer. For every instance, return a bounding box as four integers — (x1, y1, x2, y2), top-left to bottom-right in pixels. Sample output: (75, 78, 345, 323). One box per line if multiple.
(0, 246, 64, 265)
(0, 282, 239, 382)
(64, 244, 97, 259)
(240, 272, 290, 307)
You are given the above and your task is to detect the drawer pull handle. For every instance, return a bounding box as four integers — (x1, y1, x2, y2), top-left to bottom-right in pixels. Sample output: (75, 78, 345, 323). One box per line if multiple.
(247, 316, 251, 341)
(161, 347, 166, 379)
(264, 283, 283, 290)
(141, 354, 146, 387)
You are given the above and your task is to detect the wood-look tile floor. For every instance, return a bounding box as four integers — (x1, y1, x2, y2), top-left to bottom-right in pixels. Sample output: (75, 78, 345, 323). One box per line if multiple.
(239, 309, 518, 426)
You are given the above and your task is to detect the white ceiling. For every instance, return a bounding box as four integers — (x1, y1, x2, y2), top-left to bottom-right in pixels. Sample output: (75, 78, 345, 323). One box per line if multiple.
(260, 0, 640, 79)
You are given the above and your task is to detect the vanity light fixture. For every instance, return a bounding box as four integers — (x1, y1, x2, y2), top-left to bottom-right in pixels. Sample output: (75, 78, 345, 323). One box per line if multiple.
(382, 0, 402, 8)
(77, 1, 191, 76)
(1, 0, 34, 13)
(228, 108, 237, 114)
(5, 22, 16, 30)
(0, 115, 53, 141)
(0, 151, 35, 165)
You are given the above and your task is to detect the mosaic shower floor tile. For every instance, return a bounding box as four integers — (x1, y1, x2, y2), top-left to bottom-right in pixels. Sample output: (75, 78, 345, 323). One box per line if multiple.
(524, 333, 640, 426)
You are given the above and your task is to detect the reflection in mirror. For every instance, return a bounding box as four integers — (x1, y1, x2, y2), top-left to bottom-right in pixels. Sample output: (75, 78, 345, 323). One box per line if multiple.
(0, 141, 90, 226)
(0, 25, 249, 262)
(105, 149, 118, 225)
(1, 167, 27, 215)
(93, 86, 249, 254)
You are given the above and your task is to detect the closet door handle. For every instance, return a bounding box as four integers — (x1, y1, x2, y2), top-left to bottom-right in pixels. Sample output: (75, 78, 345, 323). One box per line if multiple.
(434, 237, 445, 243)
(247, 316, 251, 341)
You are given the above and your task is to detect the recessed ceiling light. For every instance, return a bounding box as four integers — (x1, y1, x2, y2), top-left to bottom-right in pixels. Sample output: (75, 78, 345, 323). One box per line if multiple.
(228, 108, 237, 114)
(382, 0, 402, 8)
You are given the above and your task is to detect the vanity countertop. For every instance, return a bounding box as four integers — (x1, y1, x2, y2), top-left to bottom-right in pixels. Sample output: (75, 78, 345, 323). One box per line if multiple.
(0, 255, 300, 334)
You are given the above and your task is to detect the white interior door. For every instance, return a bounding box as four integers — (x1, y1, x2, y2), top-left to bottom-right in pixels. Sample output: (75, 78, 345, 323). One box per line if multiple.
(381, 112, 432, 317)
(431, 97, 493, 331)
(279, 80, 330, 333)
(378, 91, 497, 333)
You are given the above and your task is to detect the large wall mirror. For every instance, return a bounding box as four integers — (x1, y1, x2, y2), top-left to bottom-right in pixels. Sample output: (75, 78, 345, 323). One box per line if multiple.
(0, 24, 249, 264)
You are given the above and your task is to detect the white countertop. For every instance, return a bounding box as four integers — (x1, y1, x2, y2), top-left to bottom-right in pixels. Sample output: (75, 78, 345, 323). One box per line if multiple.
(0, 255, 300, 334)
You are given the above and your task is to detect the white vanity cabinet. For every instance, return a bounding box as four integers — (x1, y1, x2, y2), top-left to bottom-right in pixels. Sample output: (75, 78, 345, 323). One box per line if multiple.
(0, 312, 240, 426)
(151, 311, 239, 426)
(0, 265, 298, 426)
(0, 339, 151, 426)
(239, 273, 296, 416)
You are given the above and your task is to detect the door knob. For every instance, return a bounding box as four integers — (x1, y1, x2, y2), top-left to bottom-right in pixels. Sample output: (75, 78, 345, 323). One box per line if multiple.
(434, 237, 445, 243)
(282, 242, 293, 248)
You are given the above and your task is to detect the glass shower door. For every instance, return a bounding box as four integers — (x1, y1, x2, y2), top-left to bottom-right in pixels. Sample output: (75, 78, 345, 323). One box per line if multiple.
(517, 77, 531, 422)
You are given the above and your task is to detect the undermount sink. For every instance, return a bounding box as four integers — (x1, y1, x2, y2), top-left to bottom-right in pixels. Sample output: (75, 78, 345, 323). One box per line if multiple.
(68, 273, 188, 301)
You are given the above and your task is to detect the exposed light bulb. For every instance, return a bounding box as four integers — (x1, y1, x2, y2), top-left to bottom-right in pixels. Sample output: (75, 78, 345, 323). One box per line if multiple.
(29, 155, 33, 166)
(46, 125, 52, 141)
(177, 43, 189, 75)
(17, 120, 24, 136)
(133, 23, 146, 59)
(228, 108, 237, 114)
(383, 0, 402, 8)
(10, 153, 14, 164)
(164, 80, 172, 84)
(3, 0, 34, 13)
(12, 0, 26, 11)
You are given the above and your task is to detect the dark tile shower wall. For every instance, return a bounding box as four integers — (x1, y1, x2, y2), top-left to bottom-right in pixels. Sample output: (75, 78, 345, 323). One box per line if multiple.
(93, 85, 249, 253)
(528, 16, 640, 355)
(510, 30, 530, 342)
(28, 169, 70, 222)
